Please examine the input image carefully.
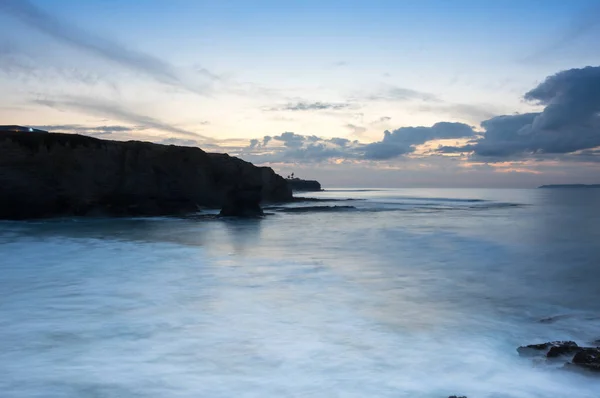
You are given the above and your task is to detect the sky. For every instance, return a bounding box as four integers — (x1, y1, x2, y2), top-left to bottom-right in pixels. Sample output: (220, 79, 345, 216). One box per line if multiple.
(1, 0, 600, 187)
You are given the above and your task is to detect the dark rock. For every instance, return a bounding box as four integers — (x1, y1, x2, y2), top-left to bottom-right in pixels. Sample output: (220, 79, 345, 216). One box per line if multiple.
(219, 184, 264, 217)
(517, 341, 578, 357)
(286, 178, 322, 192)
(569, 348, 600, 373)
(448, 396, 467, 398)
(0, 131, 292, 219)
(547, 343, 583, 358)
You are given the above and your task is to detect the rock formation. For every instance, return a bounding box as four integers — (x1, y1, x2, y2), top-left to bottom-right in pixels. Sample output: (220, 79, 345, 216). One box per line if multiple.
(286, 178, 322, 192)
(518, 341, 600, 374)
(0, 131, 292, 219)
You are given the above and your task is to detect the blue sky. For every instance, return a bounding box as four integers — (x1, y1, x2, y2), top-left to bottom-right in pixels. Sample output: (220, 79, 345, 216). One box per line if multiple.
(1, 0, 599, 187)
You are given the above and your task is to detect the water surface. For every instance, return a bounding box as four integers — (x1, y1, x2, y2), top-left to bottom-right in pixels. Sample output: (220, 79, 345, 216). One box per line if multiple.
(1, 188, 600, 397)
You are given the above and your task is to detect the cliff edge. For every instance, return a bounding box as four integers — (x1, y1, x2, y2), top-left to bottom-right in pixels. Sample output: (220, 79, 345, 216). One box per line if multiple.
(0, 131, 292, 219)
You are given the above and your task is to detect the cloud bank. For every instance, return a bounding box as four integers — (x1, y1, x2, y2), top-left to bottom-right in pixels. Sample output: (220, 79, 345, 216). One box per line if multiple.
(241, 66, 600, 166)
(445, 66, 600, 158)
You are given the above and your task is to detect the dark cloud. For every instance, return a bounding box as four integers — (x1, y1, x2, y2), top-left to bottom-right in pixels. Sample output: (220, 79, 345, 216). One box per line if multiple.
(524, 66, 600, 131)
(249, 139, 260, 148)
(270, 101, 353, 112)
(451, 66, 600, 159)
(328, 137, 352, 147)
(34, 97, 207, 140)
(273, 132, 312, 148)
(0, 0, 210, 93)
(363, 122, 477, 160)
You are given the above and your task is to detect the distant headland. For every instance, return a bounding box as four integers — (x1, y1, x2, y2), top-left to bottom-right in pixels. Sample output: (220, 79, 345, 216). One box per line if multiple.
(538, 184, 600, 189)
(285, 174, 322, 192)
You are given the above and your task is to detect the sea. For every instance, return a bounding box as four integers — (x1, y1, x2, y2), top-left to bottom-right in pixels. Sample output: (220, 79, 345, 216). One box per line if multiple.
(1, 188, 600, 398)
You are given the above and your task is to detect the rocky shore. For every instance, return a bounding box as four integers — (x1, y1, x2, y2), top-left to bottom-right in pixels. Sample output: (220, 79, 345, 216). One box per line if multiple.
(0, 131, 292, 219)
(518, 341, 600, 373)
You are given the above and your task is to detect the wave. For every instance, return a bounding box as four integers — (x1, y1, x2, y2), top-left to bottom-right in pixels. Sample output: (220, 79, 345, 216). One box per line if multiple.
(381, 197, 487, 203)
(275, 205, 357, 213)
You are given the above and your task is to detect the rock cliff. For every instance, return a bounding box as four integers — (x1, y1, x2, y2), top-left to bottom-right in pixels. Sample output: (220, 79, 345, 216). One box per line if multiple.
(0, 131, 292, 219)
(286, 178, 322, 192)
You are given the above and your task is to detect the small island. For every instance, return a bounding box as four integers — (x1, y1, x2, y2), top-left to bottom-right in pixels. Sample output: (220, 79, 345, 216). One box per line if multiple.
(538, 184, 600, 189)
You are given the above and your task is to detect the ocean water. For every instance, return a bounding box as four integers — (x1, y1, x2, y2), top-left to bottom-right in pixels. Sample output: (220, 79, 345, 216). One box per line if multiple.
(1, 188, 600, 398)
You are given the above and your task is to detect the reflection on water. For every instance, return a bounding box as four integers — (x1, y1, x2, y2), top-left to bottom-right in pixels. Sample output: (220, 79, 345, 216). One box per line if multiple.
(1, 188, 600, 398)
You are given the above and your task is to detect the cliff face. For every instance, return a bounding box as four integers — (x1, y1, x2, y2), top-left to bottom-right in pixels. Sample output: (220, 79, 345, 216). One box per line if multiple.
(0, 132, 292, 219)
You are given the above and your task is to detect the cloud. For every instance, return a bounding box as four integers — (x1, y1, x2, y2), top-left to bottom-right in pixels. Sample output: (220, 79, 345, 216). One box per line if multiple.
(417, 102, 500, 123)
(269, 101, 353, 112)
(449, 66, 600, 159)
(272, 132, 314, 148)
(366, 86, 439, 102)
(0, 0, 209, 93)
(328, 137, 352, 147)
(363, 122, 477, 160)
(240, 123, 476, 164)
(34, 97, 208, 140)
(33, 124, 135, 134)
(373, 116, 391, 124)
(249, 138, 260, 148)
(345, 124, 367, 136)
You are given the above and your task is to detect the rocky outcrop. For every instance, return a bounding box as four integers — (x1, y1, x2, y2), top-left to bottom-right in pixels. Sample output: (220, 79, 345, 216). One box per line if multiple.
(286, 178, 322, 192)
(517, 341, 580, 358)
(570, 348, 600, 372)
(0, 131, 292, 219)
(219, 184, 264, 217)
(518, 341, 600, 374)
